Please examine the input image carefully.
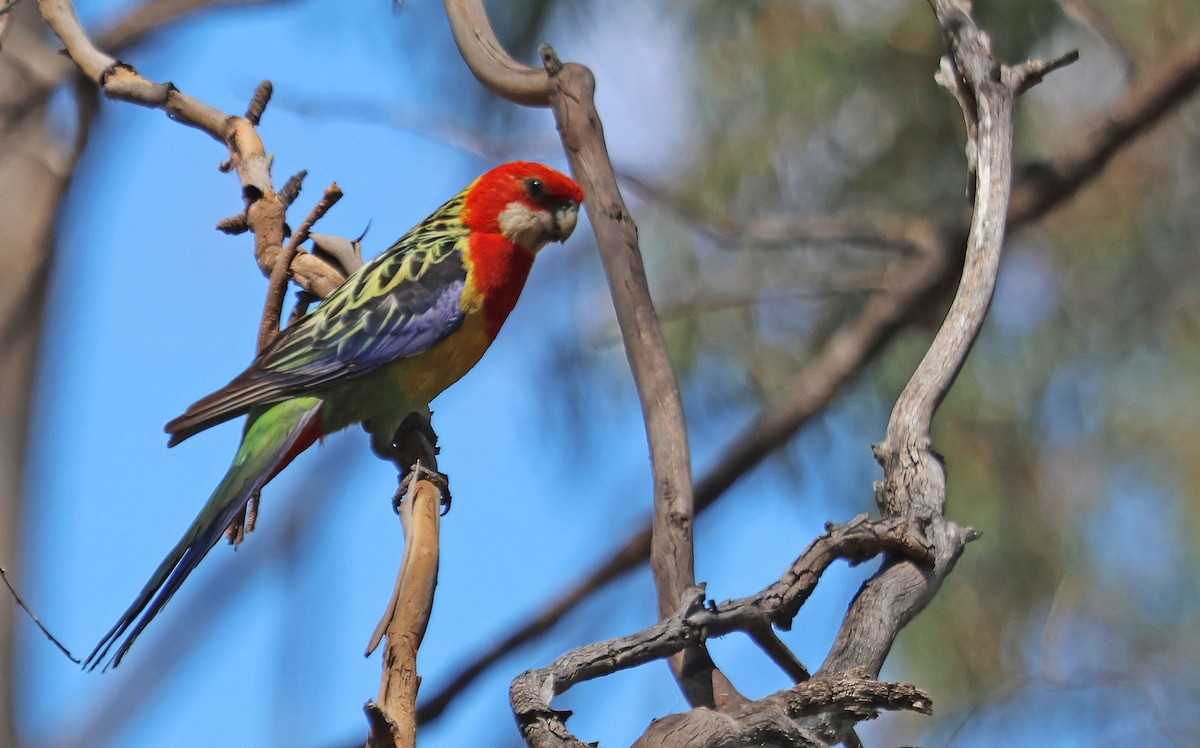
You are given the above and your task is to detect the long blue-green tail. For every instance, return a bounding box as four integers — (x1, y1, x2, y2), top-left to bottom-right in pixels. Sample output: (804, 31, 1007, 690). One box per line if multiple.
(85, 397, 324, 670)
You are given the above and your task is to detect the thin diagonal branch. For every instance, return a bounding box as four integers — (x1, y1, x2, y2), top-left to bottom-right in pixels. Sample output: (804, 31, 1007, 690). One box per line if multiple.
(1009, 27, 1200, 226)
(258, 181, 342, 351)
(0, 566, 77, 663)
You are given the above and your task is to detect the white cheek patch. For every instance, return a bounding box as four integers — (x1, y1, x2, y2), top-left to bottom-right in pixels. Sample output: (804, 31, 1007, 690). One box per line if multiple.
(498, 201, 555, 252)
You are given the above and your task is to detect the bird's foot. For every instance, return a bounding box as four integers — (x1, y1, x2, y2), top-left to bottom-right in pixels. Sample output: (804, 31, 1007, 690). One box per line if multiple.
(394, 463, 452, 515)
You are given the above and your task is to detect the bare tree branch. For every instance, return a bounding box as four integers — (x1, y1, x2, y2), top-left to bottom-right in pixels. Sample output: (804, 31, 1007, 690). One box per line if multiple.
(510, 516, 933, 746)
(1009, 27, 1200, 225)
(514, 4, 1070, 744)
(538, 43, 738, 709)
(809, 4, 1070, 742)
(364, 478, 441, 748)
(419, 214, 948, 724)
(633, 675, 931, 748)
(416, 13, 1200, 726)
(441, 0, 739, 711)
(37, 0, 346, 300)
(441, 0, 549, 106)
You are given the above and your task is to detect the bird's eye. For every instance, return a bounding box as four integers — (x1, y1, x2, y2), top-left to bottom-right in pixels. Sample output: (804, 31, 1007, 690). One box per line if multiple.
(525, 178, 548, 202)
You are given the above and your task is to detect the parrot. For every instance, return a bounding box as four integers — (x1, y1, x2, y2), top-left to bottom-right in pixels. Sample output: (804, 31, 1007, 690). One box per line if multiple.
(85, 161, 584, 670)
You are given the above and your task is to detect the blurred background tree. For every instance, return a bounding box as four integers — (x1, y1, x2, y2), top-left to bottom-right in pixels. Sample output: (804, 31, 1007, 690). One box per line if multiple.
(4, 0, 1199, 745)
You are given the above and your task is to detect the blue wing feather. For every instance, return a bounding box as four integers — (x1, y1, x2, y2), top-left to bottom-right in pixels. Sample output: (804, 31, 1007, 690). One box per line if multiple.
(166, 192, 472, 443)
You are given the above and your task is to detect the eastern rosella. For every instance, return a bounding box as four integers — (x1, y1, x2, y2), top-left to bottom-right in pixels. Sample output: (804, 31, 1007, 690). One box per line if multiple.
(85, 162, 584, 669)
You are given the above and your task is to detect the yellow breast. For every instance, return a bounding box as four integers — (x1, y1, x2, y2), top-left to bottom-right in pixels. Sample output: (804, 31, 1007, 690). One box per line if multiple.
(379, 311, 492, 404)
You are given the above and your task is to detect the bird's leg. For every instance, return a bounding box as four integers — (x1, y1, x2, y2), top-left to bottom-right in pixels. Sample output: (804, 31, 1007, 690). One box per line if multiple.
(368, 409, 452, 514)
(396, 462, 451, 515)
(225, 490, 258, 546)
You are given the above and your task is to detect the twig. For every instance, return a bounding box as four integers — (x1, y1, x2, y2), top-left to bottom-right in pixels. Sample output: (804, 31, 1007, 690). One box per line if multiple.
(0, 565, 78, 663)
(245, 79, 271, 125)
(364, 477, 441, 748)
(37, 0, 346, 299)
(279, 169, 306, 207)
(749, 627, 811, 683)
(257, 182, 342, 351)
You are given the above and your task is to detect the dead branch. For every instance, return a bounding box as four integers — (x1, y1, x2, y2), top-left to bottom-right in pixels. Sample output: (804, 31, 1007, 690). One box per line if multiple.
(365, 478, 441, 748)
(418, 214, 949, 725)
(810, 2, 1068, 742)
(510, 517, 932, 746)
(37, 0, 346, 301)
(633, 675, 931, 748)
(539, 44, 741, 709)
(442, 0, 738, 712)
(415, 11, 1200, 726)
(441, 0, 549, 106)
(558, 3, 1069, 744)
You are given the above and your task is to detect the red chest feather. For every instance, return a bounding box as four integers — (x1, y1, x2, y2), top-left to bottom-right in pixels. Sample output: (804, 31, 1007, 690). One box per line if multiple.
(466, 234, 534, 339)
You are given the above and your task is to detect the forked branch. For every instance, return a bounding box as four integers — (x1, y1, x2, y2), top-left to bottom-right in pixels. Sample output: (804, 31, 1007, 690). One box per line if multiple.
(511, 517, 932, 747)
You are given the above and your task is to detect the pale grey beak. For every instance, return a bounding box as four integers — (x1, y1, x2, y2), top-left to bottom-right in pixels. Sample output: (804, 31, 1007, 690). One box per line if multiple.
(553, 201, 580, 242)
